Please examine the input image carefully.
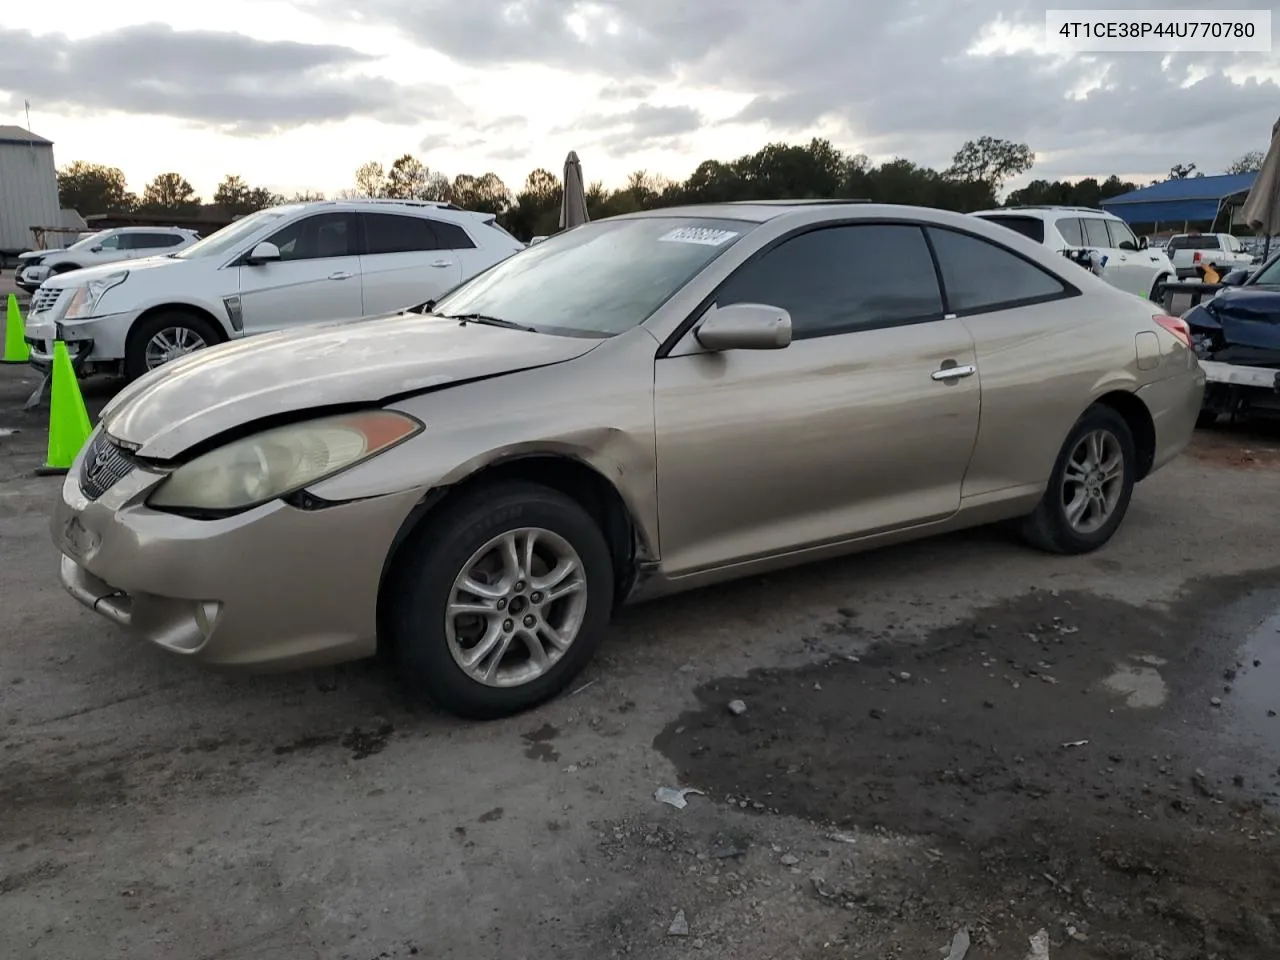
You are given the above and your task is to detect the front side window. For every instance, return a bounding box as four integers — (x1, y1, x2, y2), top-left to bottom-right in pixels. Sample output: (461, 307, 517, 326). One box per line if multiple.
(67, 230, 112, 251)
(927, 226, 1069, 314)
(264, 213, 357, 262)
(714, 224, 944, 339)
(1105, 219, 1139, 251)
(430, 216, 754, 337)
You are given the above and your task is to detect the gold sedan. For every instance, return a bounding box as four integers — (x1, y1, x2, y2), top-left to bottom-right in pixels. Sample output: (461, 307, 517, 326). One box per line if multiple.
(51, 202, 1205, 718)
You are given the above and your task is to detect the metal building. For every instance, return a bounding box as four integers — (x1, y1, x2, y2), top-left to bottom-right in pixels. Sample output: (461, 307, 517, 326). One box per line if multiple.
(0, 124, 62, 259)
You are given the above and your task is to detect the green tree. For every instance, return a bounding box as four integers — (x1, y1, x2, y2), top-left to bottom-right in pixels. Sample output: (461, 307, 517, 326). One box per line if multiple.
(56, 161, 136, 215)
(139, 172, 200, 214)
(213, 175, 280, 217)
(386, 154, 431, 200)
(1226, 151, 1265, 175)
(451, 172, 511, 214)
(352, 161, 388, 198)
(945, 136, 1035, 193)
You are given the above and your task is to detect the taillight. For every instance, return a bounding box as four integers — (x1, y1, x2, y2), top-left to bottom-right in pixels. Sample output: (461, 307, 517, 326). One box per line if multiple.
(1153, 313, 1191, 347)
(1193, 250, 1202, 263)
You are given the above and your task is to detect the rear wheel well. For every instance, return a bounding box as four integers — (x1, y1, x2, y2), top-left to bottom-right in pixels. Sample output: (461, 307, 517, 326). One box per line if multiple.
(1094, 390, 1156, 479)
(378, 456, 643, 626)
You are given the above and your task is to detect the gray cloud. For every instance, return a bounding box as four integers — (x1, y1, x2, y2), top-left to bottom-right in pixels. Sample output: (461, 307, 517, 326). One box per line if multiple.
(0, 23, 465, 135)
(600, 81, 656, 101)
(312, 0, 1280, 177)
(558, 103, 705, 152)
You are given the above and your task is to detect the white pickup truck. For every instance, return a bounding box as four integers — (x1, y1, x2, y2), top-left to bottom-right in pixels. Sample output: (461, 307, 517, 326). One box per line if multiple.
(1166, 232, 1253, 279)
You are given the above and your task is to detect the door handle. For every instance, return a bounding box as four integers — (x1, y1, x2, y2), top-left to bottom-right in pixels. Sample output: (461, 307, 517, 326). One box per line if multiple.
(328, 271, 353, 280)
(932, 363, 976, 381)
(430, 259, 454, 268)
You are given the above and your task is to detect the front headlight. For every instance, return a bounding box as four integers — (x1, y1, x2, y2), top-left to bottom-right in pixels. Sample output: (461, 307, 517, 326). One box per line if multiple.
(64, 271, 129, 320)
(147, 410, 423, 514)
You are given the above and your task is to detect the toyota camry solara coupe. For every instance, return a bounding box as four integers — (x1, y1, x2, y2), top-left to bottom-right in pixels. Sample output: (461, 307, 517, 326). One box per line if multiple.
(52, 201, 1205, 719)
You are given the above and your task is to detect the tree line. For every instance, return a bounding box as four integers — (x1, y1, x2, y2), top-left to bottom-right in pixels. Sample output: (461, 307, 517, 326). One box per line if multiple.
(56, 138, 1268, 241)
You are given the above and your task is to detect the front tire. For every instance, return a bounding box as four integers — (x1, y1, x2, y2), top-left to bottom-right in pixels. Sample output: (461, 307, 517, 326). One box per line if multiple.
(1021, 404, 1137, 555)
(124, 310, 221, 381)
(385, 481, 615, 719)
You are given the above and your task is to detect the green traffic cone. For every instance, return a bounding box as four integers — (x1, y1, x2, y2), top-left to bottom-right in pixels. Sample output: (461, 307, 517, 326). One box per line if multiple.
(35, 341, 92, 476)
(1, 292, 29, 363)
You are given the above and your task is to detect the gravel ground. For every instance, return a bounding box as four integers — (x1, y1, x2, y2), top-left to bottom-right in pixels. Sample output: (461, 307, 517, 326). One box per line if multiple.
(2, 362, 1279, 960)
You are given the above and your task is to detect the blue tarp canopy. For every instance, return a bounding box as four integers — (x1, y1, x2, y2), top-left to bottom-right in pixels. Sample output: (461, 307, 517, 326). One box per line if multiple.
(1100, 173, 1257, 225)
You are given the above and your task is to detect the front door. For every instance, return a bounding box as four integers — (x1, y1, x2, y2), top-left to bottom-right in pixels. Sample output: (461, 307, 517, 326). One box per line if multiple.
(653, 222, 981, 576)
(236, 212, 363, 336)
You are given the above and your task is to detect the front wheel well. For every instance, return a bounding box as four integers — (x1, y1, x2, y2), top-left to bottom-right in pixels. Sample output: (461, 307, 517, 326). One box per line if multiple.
(130, 303, 230, 345)
(378, 455, 645, 624)
(1094, 390, 1156, 479)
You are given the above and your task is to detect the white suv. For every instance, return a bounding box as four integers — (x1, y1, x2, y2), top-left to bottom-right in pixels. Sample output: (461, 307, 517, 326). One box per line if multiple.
(16, 227, 200, 293)
(970, 206, 1175, 301)
(23, 200, 525, 381)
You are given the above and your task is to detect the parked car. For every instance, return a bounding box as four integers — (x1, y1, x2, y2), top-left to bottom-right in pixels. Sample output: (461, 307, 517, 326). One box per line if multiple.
(15, 227, 200, 292)
(1166, 232, 1254, 279)
(971, 206, 1175, 301)
(1184, 251, 1280, 425)
(22, 199, 525, 381)
(51, 201, 1204, 719)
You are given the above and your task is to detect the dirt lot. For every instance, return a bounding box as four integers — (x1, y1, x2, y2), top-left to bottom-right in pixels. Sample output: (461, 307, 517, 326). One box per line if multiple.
(2, 363, 1280, 960)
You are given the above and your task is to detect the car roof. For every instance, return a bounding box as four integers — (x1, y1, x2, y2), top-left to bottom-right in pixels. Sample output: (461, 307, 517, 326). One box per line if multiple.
(615, 200, 992, 228)
(267, 198, 499, 223)
(105, 226, 196, 233)
(970, 206, 1120, 220)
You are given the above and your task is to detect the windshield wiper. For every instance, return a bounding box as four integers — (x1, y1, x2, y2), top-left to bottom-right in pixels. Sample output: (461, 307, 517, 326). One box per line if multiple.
(439, 312, 537, 332)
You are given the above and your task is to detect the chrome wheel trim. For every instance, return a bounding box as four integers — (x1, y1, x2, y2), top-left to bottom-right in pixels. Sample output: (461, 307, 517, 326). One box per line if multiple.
(144, 326, 207, 369)
(444, 526, 589, 688)
(1061, 429, 1124, 534)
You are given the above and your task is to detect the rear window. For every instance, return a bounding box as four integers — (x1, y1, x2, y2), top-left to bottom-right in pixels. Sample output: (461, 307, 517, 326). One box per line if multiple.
(1168, 235, 1221, 252)
(974, 215, 1044, 245)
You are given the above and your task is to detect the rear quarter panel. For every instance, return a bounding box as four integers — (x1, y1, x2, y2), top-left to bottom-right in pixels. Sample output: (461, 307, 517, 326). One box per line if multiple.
(958, 293, 1147, 498)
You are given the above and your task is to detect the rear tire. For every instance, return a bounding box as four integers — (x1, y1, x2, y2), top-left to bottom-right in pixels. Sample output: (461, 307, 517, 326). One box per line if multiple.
(385, 481, 614, 719)
(123, 310, 221, 381)
(1021, 404, 1137, 555)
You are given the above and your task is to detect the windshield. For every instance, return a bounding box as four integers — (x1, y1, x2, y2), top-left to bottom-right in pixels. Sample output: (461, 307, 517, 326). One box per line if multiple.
(172, 208, 287, 260)
(430, 216, 754, 336)
(66, 230, 112, 251)
(1247, 253, 1280, 286)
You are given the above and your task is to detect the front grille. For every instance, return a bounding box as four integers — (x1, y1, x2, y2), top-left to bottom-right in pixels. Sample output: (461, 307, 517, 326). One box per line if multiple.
(29, 287, 63, 315)
(80, 432, 136, 501)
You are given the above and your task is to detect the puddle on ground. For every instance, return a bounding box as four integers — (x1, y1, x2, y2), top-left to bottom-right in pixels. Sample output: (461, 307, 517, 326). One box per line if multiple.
(1100, 660, 1168, 708)
(1225, 608, 1280, 752)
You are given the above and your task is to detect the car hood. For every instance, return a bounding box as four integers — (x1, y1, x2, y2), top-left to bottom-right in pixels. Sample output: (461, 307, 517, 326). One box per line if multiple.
(41, 255, 182, 287)
(101, 313, 604, 459)
(1185, 286, 1280, 366)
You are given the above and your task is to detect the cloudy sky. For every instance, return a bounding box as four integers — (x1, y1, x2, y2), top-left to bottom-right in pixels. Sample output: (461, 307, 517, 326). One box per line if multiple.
(2, 0, 1278, 200)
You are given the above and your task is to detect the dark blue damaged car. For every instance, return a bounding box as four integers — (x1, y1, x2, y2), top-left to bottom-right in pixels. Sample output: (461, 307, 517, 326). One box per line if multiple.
(1185, 253, 1280, 425)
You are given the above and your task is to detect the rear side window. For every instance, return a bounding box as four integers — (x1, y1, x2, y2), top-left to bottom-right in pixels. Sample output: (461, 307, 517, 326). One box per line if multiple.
(1056, 218, 1084, 246)
(363, 213, 445, 254)
(926, 227, 1070, 315)
(431, 220, 477, 250)
(715, 223, 944, 339)
(126, 232, 186, 249)
(975, 215, 1044, 244)
(1081, 219, 1111, 247)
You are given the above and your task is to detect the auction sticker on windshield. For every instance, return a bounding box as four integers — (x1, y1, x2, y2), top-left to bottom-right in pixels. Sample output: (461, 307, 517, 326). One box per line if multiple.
(658, 227, 739, 246)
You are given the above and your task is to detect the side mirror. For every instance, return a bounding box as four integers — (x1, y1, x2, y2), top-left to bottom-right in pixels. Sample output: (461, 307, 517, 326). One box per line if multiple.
(246, 241, 281, 265)
(1220, 269, 1250, 286)
(695, 302, 792, 351)
(89, 245, 103, 253)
